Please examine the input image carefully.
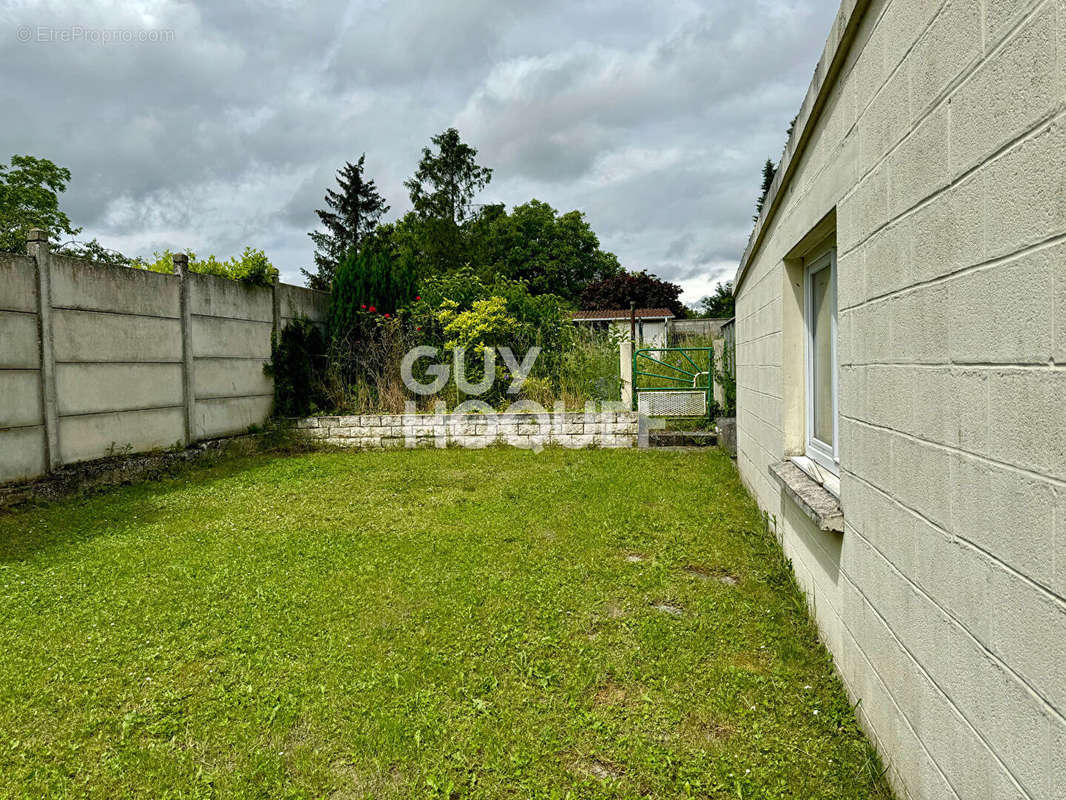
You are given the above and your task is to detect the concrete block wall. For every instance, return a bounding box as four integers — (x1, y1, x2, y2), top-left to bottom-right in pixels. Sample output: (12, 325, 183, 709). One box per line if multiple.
(0, 253, 47, 481)
(0, 236, 328, 484)
(297, 411, 639, 450)
(733, 1, 1066, 798)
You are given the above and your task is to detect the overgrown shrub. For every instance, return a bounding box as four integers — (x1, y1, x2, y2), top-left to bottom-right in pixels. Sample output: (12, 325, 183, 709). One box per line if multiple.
(265, 318, 328, 417)
(134, 247, 279, 287)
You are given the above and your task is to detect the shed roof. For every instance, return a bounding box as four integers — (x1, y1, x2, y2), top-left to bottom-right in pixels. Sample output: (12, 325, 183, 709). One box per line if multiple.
(571, 308, 675, 321)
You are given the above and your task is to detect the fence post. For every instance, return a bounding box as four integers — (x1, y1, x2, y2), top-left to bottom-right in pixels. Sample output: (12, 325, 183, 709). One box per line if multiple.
(619, 339, 633, 410)
(28, 228, 60, 471)
(173, 253, 196, 446)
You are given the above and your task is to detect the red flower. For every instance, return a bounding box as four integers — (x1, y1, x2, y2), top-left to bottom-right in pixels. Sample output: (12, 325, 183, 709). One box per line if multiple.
(360, 304, 366, 309)
(368, 305, 376, 313)
(416, 326, 422, 331)
(384, 313, 391, 319)
(415, 295, 421, 301)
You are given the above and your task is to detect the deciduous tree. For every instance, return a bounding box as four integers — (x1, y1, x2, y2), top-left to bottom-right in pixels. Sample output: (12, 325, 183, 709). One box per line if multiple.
(0, 155, 80, 253)
(580, 271, 687, 318)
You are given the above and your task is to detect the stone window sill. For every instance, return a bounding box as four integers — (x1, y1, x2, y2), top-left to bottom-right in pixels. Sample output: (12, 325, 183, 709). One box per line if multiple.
(769, 460, 844, 533)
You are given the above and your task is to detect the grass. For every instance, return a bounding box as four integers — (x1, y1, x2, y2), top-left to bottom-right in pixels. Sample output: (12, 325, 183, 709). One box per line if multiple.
(0, 448, 892, 799)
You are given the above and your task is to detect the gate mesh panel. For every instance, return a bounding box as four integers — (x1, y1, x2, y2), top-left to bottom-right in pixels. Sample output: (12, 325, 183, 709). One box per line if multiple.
(637, 390, 707, 417)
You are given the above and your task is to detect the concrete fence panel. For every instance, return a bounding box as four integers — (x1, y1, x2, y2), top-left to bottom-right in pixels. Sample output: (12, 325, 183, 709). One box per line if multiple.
(0, 232, 328, 485)
(0, 254, 45, 483)
(278, 283, 331, 325)
(50, 254, 180, 316)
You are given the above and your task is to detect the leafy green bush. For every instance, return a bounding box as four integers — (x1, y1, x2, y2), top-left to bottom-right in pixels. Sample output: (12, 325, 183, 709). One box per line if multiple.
(133, 247, 279, 287)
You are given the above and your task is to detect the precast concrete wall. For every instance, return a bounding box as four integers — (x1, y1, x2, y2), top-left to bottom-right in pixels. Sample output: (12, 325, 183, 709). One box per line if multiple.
(0, 238, 328, 484)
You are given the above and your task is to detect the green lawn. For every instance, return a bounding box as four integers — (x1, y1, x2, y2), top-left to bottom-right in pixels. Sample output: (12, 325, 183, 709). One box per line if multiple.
(0, 448, 891, 799)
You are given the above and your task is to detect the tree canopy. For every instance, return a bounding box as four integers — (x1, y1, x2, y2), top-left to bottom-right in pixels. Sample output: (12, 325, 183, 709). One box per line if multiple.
(695, 281, 735, 318)
(580, 270, 687, 318)
(466, 199, 621, 304)
(0, 155, 80, 253)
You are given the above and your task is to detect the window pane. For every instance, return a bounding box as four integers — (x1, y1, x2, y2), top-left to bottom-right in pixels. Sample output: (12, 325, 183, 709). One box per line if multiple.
(811, 265, 834, 448)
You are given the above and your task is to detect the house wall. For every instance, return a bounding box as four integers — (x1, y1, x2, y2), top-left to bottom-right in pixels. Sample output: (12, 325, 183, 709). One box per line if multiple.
(733, 1, 1066, 799)
(0, 243, 328, 485)
(606, 319, 668, 347)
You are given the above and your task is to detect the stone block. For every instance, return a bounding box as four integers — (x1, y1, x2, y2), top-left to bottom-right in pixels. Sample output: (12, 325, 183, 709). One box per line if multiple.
(972, 659, 1052, 800)
(906, 0, 981, 113)
(864, 365, 914, 434)
(887, 104, 949, 218)
(983, 0, 1046, 44)
(1053, 717, 1066, 800)
(1054, 241, 1066, 364)
(836, 247, 865, 311)
(948, 453, 1056, 589)
(857, 57, 909, 171)
(1057, 487, 1066, 599)
(988, 369, 1066, 481)
(891, 435, 950, 529)
(911, 170, 985, 283)
(989, 565, 1066, 712)
(983, 120, 1066, 262)
(947, 253, 1054, 364)
(949, 3, 1058, 178)
(912, 523, 992, 643)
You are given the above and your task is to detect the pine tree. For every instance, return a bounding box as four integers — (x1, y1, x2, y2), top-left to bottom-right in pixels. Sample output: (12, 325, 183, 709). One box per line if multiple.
(754, 159, 777, 222)
(304, 155, 389, 291)
(404, 128, 492, 226)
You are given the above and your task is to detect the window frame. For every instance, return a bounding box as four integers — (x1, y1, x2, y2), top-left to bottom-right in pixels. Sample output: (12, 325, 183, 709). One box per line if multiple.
(803, 245, 838, 475)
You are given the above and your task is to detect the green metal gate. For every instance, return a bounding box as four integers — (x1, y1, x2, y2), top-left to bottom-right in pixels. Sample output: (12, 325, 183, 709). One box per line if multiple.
(632, 347, 714, 421)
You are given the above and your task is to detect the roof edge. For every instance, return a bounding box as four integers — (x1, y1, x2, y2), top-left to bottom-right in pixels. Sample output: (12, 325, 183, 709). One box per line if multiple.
(733, 0, 871, 295)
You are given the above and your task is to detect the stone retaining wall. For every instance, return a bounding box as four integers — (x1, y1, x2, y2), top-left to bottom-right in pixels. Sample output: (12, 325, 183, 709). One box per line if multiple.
(297, 411, 640, 450)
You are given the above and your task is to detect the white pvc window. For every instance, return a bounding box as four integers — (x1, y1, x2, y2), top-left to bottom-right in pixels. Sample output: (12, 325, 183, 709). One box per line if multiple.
(805, 247, 838, 474)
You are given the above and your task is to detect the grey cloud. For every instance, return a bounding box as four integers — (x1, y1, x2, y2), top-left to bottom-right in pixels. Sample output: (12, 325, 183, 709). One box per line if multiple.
(0, 0, 840, 288)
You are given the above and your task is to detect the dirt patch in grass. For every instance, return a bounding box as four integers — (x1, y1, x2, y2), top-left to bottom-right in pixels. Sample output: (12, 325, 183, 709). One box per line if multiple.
(651, 602, 685, 616)
(679, 714, 734, 748)
(592, 681, 634, 707)
(684, 564, 740, 585)
(329, 761, 404, 799)
(568, 755, 626, 781)
(622, 550, 647, 563)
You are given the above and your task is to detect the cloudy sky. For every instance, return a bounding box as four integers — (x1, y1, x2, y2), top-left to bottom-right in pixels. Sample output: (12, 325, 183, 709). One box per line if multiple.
(1, 0, 838, 304)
